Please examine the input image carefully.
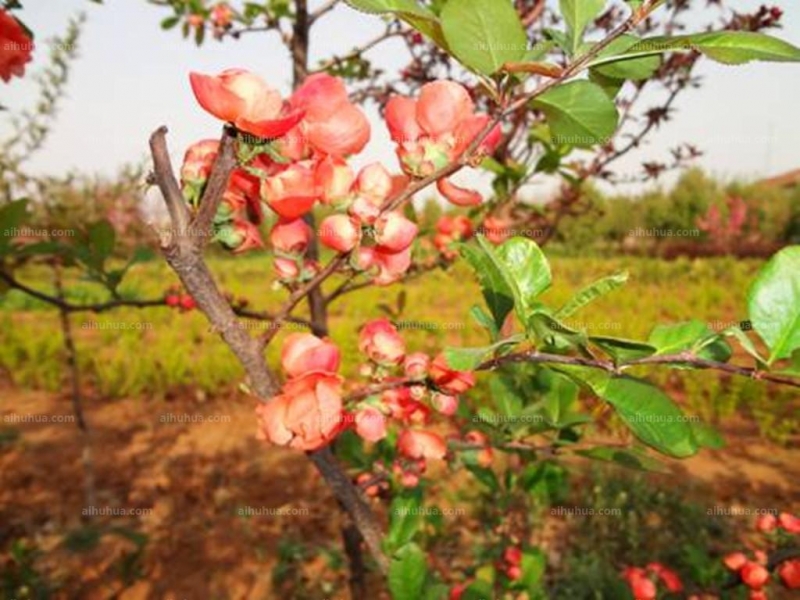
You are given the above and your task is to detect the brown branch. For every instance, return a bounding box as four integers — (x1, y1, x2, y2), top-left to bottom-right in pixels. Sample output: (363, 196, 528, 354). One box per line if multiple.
(193, 127, 237, 241)
(147, 126, 389, 575)
(148, 126, 191, 244)
(310, 0, 340, 23)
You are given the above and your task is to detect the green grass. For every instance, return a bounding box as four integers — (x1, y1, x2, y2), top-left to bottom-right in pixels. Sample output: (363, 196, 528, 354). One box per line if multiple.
(0, 255, 795, 440)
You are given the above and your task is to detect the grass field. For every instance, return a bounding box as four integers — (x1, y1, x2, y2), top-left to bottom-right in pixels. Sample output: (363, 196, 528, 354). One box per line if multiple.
(1, 255, 796, 442)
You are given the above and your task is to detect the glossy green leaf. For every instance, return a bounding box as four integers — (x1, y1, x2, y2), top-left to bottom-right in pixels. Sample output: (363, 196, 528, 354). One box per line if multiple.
(559, 0, 605, 54)
(385, 490, 423, 552)
(575, 446, 668, 472)
(460, 239, 515, 330)
(591, 34, 660, 80)
(588, 31, 800, 67)
(555, 270, 628, 319)
(495, 236, 552, 313)
(648, 320, 732, 363)
(388, 543, 428, 600)
(590, 336, 656, 364)
(441, 0, 527, 74)
(444, 334, 523, 371)
(532, 80, 619, 148)
(747, 246, 800, 364)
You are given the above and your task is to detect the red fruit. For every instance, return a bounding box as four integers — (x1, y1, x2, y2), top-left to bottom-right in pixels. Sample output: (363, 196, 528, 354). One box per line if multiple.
(179, 295, 196, 311)
(165, 294, 180, 307)
(503, 546, 523, 566)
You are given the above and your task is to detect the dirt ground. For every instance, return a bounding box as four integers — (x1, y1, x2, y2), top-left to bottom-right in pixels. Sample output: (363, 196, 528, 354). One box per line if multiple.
(0, 384, 797, 600)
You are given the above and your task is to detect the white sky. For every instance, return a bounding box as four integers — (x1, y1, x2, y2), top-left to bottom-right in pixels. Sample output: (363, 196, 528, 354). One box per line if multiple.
(2, 0, 799, 197)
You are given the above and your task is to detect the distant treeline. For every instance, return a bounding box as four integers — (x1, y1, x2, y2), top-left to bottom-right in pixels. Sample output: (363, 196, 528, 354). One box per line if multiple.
(552, 169, 800, 258)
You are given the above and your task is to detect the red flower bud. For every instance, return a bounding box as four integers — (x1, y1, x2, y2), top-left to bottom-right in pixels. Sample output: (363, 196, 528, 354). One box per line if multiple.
(319, 214, 361, 253)
(261, 163, 319, 220)
(0, 9, 34, 83)
(270, 218, 312, 254)
(741, 562, 770, 589)
(374, 211, 418, 253)
(403, 353, 430, 380)
(359, 318, 405, 365)
(778, 558, 800, 589)
(354, 407, 387, 442)
(756, 513, 778, 533)
(397, 429, 447, 460)
(779, 512, 800, 534)
(280, 333, 340, 378)
(429, 354, 475, 395)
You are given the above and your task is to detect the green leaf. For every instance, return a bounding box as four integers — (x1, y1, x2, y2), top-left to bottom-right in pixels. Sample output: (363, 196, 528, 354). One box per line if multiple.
(441, 0, 527, 75)
(590, 336, 656, 364)
(518, 548, 546, 594)
(87, 220, 115, 263)
(469, 304, 500, 341)
(385, 490, 423, 552)
(589, 31, 800, 67)
(559, 0, 605, 55)
(555, 366, 698, 458)
(460, 240, 515, 331)
(721, 325, 765, 364)
(591, 34, 660, 80)
(465, 464, 500, 491)
(555, 270, 628, 319)
(575, 446, 668, 472)
(689, 422, 725, 450)
(602, 377, 698, 458)
(344, 0, 448, 49)
(489, 374, 524, 418)
(388, 543, 428, 600)
(532, 80, 619, 148)
(0, 199, 30, 252)
(648, 320, 732, 363)
(444, 335, 524, 371)
(748, 247, 800, 364)
(495, 236, 552, 312)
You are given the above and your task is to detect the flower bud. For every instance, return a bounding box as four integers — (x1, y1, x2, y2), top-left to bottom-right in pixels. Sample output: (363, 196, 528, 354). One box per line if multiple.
(215, 220, 264, 253)
(403, 353, 430, 380)
(359, 318, 405, 365)
(354, 407, 387, 443)
(397, 429, 447, 460)
(319, 214, 361, 253)
(375, 211, 418, 253)
(261, 163, 319, 220)
(280, 333, 340, 378)
(270, 218, 312, 254)
(429, 354, 475, 395)
(315, 156, 355, 205)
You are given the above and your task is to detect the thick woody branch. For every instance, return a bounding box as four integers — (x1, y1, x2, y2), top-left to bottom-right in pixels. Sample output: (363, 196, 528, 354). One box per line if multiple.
(149, 126, 191, 244)
(193, 127, 237, 242)
(148, 126, 388, 575)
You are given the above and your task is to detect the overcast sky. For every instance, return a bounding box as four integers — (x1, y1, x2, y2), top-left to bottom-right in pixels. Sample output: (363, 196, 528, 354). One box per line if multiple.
(2, 0, 799, 197)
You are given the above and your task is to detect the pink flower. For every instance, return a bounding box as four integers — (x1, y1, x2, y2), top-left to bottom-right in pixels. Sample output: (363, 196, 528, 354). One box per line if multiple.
(350, 163, 393, 224)
(274, 256, 300, 281)
(741, 562, 770, 589)
(261, 163, 319, 219)
(180, 139, 219, 186)
(404, 353, 430, 380)
(431, 393, 458, 416)
(723, 552, 748, 571)
(437, 178, 482, 207)
(189, 69, 304, 139)
(215, 219, 264, 253)
(0, 9, 33, 83)
(315, 156, 355, 205)
(354, 407, 387, 442)
(622, 568, 657, 600)
(372, 246, 413, 286)
(779, 512, 800, 534)
(646, 563, 683, 593)
(280, 333, 340, 378)
(319, 214, 361, 253)
(210, 3, 233, 28)
(482, 216, 511, 245)
(374, 212, 418, 253)
(256, 372, 344, 451)
(270, 218, 312, 254)
(359, 318, 405, 365)
(779, 559, 800, 589)
(385, 80, 500, 178)
(397, 429, 447, 460)
(290, 73, 370, 157)
(220, 169, 263, 223)
(429, 354, 475, 395)
(756, 513, 778, 533)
